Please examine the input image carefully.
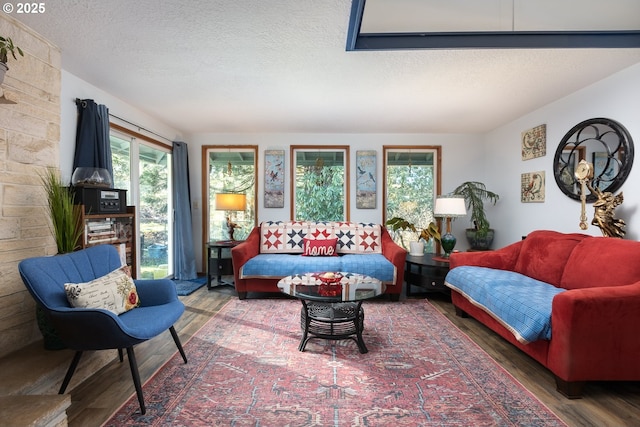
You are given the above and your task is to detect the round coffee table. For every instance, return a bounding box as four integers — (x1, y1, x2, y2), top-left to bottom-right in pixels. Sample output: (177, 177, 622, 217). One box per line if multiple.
(277, 272, 385, 354)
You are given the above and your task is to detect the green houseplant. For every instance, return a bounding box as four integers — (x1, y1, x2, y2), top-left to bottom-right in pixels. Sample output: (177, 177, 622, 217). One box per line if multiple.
(452, 181, 500, 250)
(0, 35, 23, 85)
(39, 168, 83, 350)
(41, 167, 82, 254)
(385, 217, 440, 255)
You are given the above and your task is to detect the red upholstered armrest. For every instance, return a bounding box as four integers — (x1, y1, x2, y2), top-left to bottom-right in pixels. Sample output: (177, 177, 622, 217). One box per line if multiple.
(548, 282, 640, 381)
(381, 227, 407, 285)
(231, 226, 260, 272)
(448, 240, 522, 270)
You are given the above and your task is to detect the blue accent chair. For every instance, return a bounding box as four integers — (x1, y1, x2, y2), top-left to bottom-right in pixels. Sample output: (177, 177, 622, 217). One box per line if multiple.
(18, 244, 187, 415)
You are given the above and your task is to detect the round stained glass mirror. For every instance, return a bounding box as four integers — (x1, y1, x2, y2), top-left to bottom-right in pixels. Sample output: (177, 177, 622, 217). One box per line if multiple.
(553, 118, 634, 203)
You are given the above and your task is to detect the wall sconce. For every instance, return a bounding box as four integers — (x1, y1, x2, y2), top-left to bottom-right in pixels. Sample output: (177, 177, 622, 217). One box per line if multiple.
(434, 196, 467, 257)
(215, 193, 247, 240)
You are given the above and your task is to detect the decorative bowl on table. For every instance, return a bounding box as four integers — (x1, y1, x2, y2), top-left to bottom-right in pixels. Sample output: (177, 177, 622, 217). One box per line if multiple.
(314, 272, 343, 296)
(313, 272, 343, 284)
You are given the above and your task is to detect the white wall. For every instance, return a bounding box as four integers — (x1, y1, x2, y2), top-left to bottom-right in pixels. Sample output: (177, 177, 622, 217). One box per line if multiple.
(188, 133, 485, 271)
(60, 63, 640, 273)
(484, 62, 640, 249)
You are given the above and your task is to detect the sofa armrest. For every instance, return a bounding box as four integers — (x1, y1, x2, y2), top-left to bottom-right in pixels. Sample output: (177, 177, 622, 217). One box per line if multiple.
(548, 282, 640, 381)
(449, 240, 522, 270)
(381, 227, 407, 285)
(231, 226, 260, 280)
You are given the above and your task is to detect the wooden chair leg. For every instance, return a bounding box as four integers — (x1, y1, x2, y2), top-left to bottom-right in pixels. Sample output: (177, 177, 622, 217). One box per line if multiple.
(59, 351, 83, 394)
(126, 347, 146, 415)
(169, 326, 188, 364)
(118, 348, 124, 362)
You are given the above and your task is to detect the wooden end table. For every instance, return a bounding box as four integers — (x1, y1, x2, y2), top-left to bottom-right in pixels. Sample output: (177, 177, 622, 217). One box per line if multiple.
(404, 253, 451, 297)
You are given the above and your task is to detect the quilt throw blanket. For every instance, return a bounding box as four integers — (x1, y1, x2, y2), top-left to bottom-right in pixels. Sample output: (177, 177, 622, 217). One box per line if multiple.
(445, 266, 566, 343)
(105, 299, 566, 426)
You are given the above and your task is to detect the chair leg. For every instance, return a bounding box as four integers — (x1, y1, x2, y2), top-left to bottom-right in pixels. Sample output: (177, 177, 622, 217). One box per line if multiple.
(118, 348, 124, 362)
(59, 351, 83, 394)
(126, 347, 146, 415)
(169, 326, 188, 364)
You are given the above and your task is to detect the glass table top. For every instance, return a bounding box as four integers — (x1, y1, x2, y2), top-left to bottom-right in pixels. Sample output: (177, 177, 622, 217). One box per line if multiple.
(277, 272, 385, 303)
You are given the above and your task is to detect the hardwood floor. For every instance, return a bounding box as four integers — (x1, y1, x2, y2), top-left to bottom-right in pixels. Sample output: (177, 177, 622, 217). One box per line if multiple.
(57, 285, 640, 426)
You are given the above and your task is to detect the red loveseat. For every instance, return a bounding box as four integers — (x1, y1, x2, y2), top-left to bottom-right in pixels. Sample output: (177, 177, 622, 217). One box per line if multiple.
(231, 222, 406, 300)
(446, 230, 640, 398)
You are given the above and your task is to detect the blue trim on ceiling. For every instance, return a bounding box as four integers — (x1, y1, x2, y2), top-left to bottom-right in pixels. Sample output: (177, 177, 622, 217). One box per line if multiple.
(346, 0, 640, 51)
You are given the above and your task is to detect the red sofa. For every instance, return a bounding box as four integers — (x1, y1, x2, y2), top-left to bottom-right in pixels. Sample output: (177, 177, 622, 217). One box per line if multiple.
(231, 222, 406, 300)
(446, 230, 640, 398)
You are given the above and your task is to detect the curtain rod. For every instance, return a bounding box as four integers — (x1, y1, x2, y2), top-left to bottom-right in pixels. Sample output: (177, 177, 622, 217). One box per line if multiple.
(74, 98, 174, 144)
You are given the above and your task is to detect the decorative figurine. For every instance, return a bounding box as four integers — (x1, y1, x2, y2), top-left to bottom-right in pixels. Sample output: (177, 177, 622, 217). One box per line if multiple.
(587, 182, 625, 238)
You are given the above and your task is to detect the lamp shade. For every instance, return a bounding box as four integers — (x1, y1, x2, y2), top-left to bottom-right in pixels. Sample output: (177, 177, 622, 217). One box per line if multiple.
(434, 196, 467, 217)
(215, 193, 247, 211)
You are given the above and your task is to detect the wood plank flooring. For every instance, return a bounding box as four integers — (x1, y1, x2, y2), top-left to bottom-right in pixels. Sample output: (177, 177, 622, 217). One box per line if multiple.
(57, 285, 640, 426)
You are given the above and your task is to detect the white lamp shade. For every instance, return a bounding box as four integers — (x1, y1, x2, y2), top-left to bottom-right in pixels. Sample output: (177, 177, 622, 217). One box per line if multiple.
(434, 196, 466, 217)
(215, 193, 247, 211)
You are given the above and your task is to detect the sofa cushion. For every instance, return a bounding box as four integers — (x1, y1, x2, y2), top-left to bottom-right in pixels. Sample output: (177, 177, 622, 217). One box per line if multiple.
(302, 237, 338, 256)
(561, 237, 640, 290)
(240, 253, 396, 283)
(64, 266, 140, 315)
(445, 266, 565, 343)
(513, 230, 587, 286)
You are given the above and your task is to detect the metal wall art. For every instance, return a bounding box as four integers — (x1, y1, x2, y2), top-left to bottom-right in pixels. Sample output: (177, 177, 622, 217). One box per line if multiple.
(521, 124, 546, 160)
(356, 150, 376, 209)
(264, 150, 285, 208)
(521, 171, 545, 202)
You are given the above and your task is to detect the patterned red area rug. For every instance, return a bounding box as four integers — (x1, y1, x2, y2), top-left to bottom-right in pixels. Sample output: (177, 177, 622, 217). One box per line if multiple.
(104, 299, 566, 426)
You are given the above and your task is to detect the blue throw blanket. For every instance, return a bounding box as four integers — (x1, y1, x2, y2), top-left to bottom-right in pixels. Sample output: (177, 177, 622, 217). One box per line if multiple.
(445, 266, 566, 344)
(240, 253, 396, 283)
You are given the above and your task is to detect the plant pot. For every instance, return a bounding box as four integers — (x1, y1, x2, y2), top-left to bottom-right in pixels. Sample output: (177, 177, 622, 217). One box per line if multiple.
(409, 241, 425, 256)
(465, 228, 495, 250)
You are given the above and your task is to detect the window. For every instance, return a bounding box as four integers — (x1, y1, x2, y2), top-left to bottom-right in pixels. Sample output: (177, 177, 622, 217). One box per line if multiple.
(110, 124, 173, 279)
(291, 146, 350, 221)
(203, 146, 257, 243)
(383, 146, 441, 251)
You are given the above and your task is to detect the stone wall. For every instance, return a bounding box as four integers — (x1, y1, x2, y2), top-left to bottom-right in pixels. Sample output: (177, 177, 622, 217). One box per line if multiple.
(0, 14, 61, 358)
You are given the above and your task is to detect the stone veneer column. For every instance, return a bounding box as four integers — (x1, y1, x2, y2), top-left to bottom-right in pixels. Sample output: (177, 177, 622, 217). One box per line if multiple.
(0, 14, 62, 358)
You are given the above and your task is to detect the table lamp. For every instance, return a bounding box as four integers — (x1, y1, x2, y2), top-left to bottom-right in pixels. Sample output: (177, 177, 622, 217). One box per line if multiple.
(434, 196, 467, 257)
(215, 193, 247, 240)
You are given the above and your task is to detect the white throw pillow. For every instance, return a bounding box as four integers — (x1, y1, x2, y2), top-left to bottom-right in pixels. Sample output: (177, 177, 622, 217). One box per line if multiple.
(64, 266, 140, 315)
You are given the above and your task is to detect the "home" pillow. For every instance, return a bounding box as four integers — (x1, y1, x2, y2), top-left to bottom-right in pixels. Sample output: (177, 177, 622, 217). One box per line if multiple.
(302, 237, 338, 257)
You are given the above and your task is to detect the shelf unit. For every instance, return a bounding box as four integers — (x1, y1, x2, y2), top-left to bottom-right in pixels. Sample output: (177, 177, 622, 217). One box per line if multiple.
(78, 205, 137, 278)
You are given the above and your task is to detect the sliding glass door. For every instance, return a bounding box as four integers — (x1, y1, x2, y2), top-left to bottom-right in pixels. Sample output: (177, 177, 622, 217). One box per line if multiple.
(110, 128, 173, 279)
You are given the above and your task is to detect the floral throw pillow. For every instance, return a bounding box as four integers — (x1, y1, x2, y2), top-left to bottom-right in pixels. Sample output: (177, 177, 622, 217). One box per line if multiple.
(64, 266, 140, 315)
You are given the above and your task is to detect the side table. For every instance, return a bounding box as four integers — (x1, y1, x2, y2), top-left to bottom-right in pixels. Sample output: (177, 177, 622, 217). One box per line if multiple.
(207, 240, 243, 290)
(404, 253, 450, 297)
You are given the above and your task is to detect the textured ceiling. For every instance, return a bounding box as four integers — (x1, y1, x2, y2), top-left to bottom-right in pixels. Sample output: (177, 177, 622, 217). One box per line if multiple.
(14, 0, 640, 134)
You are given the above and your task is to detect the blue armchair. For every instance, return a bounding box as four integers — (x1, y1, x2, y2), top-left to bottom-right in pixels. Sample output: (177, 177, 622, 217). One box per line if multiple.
(18, 244, 187, 415)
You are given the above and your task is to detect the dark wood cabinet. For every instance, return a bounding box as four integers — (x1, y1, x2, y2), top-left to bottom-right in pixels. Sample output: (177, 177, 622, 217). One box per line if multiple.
(207, 240, 242, 289)
(404, 254, 450, 297)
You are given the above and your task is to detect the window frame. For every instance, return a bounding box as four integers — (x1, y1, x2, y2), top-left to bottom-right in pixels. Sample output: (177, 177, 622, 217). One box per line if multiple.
(290, 145, 350, 221)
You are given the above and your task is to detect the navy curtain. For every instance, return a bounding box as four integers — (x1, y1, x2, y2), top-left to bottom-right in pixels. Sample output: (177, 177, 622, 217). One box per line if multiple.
(172, 141, 197, 280)
(73, 99, 113, 179)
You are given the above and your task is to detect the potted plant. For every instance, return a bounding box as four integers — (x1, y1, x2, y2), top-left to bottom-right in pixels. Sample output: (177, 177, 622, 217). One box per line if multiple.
(41, 167, 82, 254)
(0, 35, 23, 84)
(452, 181, 500, 250)
(385, 217, 440, 256)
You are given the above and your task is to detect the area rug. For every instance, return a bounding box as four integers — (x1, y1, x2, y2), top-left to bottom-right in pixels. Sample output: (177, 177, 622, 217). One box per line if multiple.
(104, 299, 566, 426)
(172, 276, 207, 296)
